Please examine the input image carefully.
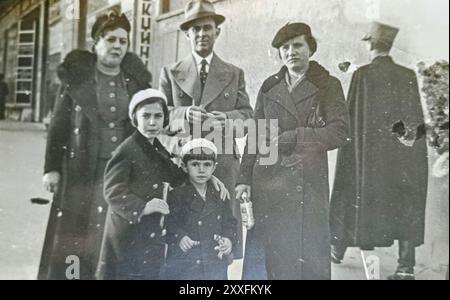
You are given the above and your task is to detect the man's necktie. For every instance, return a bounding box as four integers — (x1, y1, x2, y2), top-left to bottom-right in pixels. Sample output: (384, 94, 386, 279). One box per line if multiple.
(200, 59, 208, 96)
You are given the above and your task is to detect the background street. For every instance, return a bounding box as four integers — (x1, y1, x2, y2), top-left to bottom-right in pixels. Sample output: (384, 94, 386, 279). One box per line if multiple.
(0, 121, 447, 280)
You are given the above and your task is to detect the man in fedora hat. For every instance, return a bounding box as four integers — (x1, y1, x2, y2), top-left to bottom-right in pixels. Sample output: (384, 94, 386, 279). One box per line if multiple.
(330, 21, 428, 280)
(159, 0, 253, 262)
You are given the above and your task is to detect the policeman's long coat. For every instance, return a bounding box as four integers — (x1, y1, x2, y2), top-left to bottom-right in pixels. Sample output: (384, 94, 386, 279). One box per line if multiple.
(330, 56, 428, 248)
(238, 62, 350, 279)
(38, 50, 152, 279)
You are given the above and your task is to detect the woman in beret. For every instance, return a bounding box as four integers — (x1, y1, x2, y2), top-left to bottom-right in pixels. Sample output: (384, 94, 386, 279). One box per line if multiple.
(236, 23, 350, 279)
(38, 11, 153, 280)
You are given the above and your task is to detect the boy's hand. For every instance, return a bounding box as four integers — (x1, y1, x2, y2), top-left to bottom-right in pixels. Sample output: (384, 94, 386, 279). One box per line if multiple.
(143, 198, 169, 216)
(179, 236, 200, 252)
(210, 175, 230, 201)
(214, 235, 232, 259)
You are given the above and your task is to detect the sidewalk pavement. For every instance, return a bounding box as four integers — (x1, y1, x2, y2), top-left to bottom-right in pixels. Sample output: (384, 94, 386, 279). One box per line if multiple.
(0, 120, 46, 132)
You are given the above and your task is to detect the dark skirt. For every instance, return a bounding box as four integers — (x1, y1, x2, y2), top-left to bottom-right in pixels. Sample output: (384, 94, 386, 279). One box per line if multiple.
(242, 228, 268, 280)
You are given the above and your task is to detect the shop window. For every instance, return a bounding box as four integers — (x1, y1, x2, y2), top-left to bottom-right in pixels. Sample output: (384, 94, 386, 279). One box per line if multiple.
(16, 93, 31, 104)
(19, 33, 34, 43)
(20, 17, 35, 30)
(14, 10, 38, 106)
(18, 57, 33, 67)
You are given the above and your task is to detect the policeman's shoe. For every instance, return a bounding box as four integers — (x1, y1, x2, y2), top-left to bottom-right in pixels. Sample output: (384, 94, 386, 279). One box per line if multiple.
(331, 245, 344, 264)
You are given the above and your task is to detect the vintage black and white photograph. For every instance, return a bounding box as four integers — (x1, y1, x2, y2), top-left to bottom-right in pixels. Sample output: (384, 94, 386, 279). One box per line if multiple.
(0, 0, 448, 281)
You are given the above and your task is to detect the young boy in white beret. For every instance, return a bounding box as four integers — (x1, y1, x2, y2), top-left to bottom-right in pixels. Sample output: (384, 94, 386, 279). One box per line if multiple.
(97, 89, 229, 280)
(163, 139, 237, 280)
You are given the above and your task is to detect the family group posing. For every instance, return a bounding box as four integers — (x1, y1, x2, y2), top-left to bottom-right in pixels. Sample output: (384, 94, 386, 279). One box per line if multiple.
(38, 0, 427, 280)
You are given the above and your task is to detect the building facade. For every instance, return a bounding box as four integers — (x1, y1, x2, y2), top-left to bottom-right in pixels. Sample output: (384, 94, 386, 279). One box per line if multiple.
(0, 0, 142, 122)
(1, 0, 448, 120)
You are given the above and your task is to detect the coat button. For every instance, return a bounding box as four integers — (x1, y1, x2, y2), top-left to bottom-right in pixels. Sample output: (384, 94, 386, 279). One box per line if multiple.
(110, 106, 117, 112)
(153, 184, 159, 190)
(109, 92, 116, 98)
(150, 233, 156, 238)
(109, 122, 115, 129)
(296, 185, 303, 193)
(111, 136, 118, 143)
(73, 128, 80, 135)
(217, 215, 221, 220)
(224, 92, 230, 98)
(109, 81, 116, 87)
(70, 151, 75, 158)
(75, 105, 82, 112)
(198, 221, 202, 226)
(161, 229, 167, 237)
(196, 260, 201, 265)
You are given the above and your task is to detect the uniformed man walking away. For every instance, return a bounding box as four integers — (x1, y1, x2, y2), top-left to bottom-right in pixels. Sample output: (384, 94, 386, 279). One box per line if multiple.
(330, 22, 428, 280)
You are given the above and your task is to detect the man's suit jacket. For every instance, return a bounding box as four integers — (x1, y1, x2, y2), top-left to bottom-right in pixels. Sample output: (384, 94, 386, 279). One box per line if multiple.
(159, 53, 252, 152)
(158, 53, 253, 258)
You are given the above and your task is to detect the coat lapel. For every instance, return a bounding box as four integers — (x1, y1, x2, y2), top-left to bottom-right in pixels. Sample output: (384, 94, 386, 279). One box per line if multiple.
(264, 78, 300, 123)
(200, 55, 234, 108)
(187, 182, 221, 217)
(171, 55, 201, 105)
(66, 77, 99, 126)
(188, 184, 206, 213)
(134, 132, 172, 163)
(200, 185, 222, 218)
(291, 78, 320, 105)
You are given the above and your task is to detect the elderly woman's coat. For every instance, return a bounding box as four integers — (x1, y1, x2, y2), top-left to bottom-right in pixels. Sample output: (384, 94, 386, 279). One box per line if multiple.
(238, 62, 350, 280)
(38, 50, 152, 280)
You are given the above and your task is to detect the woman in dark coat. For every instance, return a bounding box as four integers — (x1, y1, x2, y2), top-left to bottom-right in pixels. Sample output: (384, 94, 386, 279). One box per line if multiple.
(236, 23, 350, 280)
(39, 12, 152, 280)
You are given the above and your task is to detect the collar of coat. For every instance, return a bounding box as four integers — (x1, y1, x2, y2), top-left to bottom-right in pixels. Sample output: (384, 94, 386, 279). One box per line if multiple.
(260, 61, 330, 122)
(57, 49, 152, 87)
(56, 50, 151, 125)
(169, 53, 235, 108)
(261, 61, 330, 93)
(183, 181, 223, 216)
(372, 55, 394, 65)
(133, 130, 173, 163)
